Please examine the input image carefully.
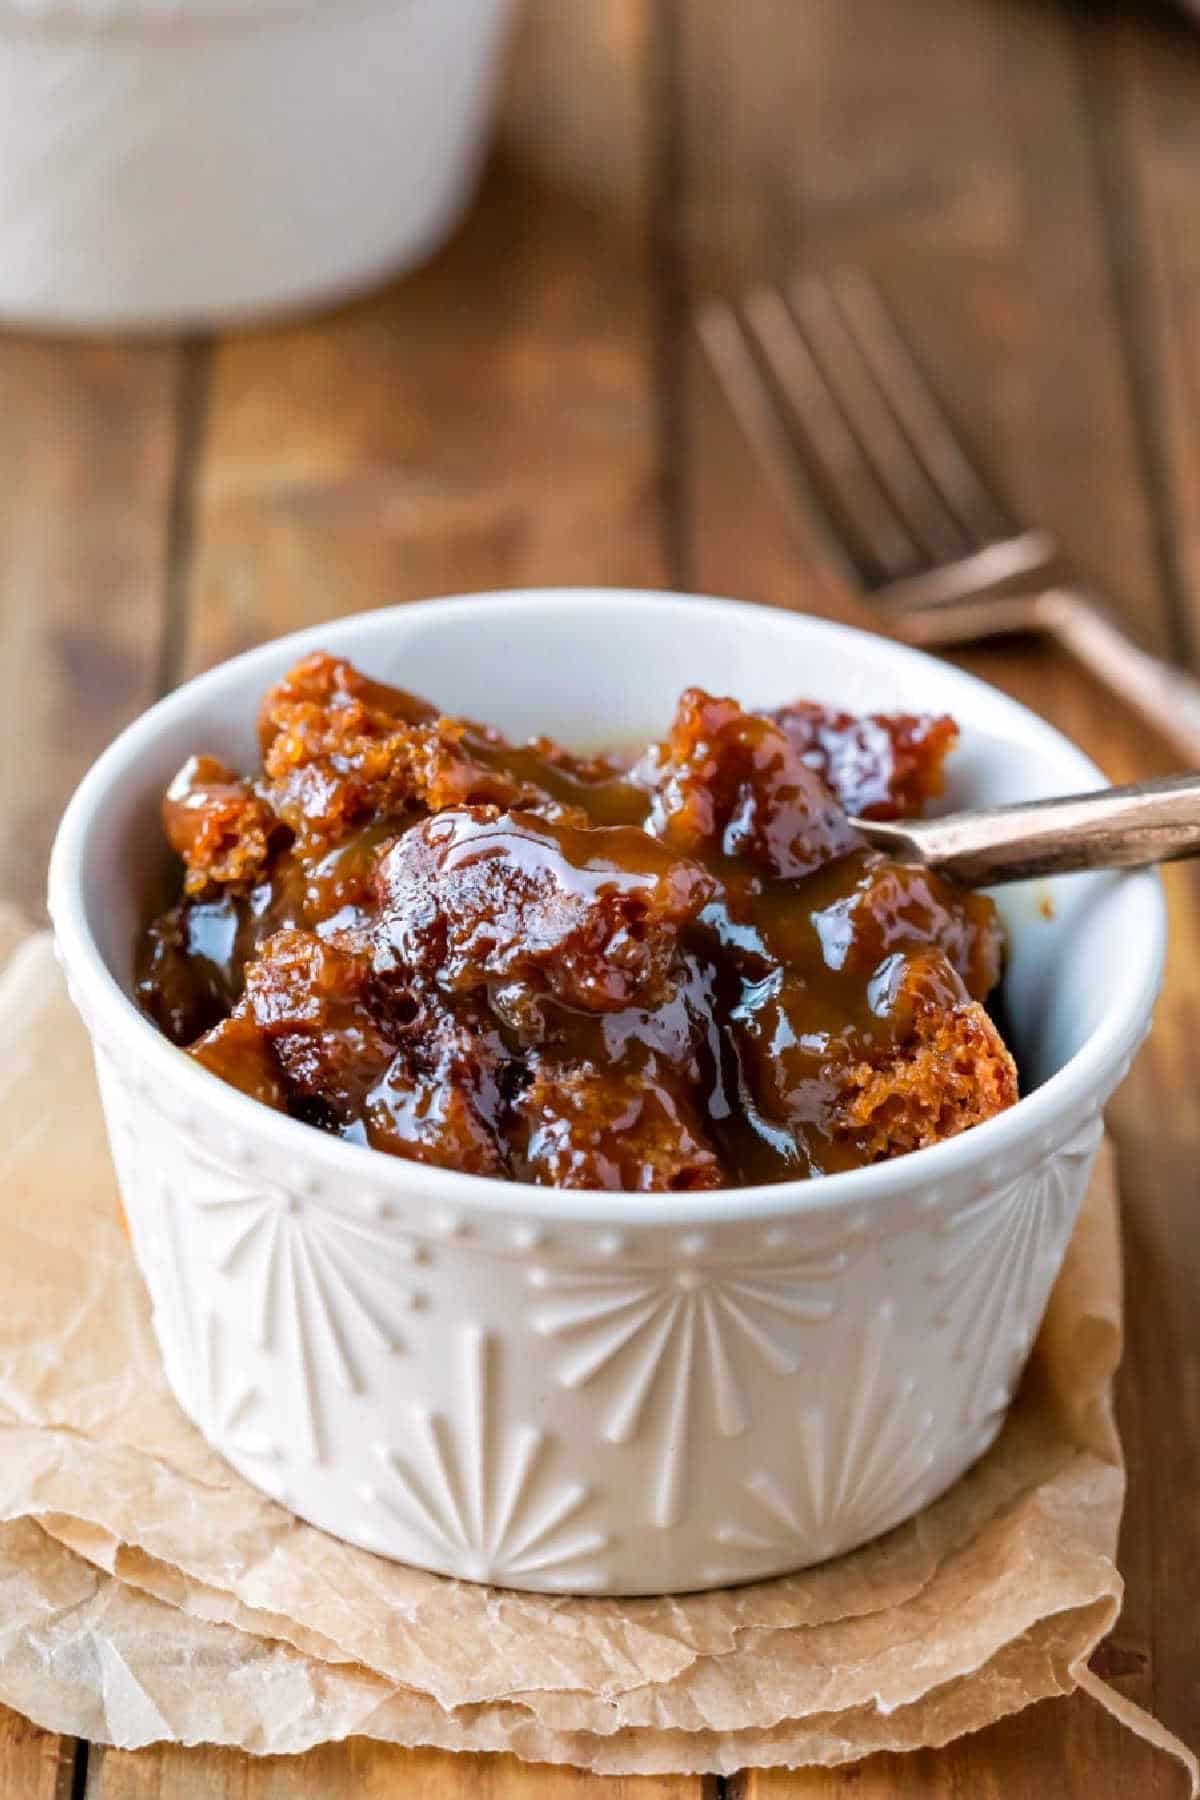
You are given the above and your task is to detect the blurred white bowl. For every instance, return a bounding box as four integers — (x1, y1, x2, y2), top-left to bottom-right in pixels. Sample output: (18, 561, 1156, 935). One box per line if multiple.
(49, 591, 1165, 1593)
(0, 0, 512, 331)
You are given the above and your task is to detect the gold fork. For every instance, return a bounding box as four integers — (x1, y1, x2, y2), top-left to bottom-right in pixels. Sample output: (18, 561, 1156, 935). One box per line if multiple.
(699, 269, 1200, 767)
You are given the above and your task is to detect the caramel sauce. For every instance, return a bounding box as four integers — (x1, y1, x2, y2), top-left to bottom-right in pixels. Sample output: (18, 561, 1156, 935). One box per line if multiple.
(135, 652, 1016, 1191)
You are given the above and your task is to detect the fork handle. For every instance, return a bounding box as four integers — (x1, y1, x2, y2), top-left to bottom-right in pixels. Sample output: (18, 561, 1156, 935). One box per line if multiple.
(855, 772, 1200, 886)
(1043, 586, 1200, 768)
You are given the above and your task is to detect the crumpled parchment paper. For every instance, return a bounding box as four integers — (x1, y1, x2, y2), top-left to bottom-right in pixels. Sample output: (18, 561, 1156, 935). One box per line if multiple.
(0, 912, 1194, 1782)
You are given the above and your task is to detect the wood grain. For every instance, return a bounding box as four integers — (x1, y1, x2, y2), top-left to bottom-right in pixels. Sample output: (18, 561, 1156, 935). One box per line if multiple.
(1074, 3, 1200, 669)
(0, 1705, 76, 1800)
(174, 0, 662, 680)
(500, 0, 650, 221)
(178, 159, 663, 680)
(0, 341, 181, 918)
(731, 1691, 1191, 1798)
(87, 1742, 714, 1800)
(1064, 16, 1200, 1775)
(678, 0, 1167, 647)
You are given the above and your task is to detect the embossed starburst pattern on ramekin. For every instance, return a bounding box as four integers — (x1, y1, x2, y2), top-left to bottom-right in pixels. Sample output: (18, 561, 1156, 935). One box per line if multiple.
(181, 1146, 423, 1461)
(932, 1116, 1102, 1428)
(195, 1310, 278, 1465)
(703, 1301, 938, 1581)
(357, 1327, 610, 1589)
(528, 1245, 853, 1527)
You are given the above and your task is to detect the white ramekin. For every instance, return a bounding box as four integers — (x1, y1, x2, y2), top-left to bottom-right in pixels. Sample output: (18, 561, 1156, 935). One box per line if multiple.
(0, 0, 512, 331)
(48, 591, 1165, 1594)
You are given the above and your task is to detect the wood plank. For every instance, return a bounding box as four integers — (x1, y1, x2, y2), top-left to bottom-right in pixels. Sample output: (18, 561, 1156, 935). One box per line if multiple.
(1089, 21, 1200, 1739)
(675, 0, 1198, 1790)
(176, 155, 663, 681)
(88, 1741, 713, 1799)
(1073, 2, 1200, 669)
(678, 0, 1167, 649)
(175, 1, 662, 680)
(500, 0, 650, 224)
(0, 340, 181, 919)
(0, 1705, 76, 1800)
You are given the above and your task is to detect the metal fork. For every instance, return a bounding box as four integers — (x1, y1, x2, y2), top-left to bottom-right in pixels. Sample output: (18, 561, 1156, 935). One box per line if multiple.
(699, 269, 1200, 766)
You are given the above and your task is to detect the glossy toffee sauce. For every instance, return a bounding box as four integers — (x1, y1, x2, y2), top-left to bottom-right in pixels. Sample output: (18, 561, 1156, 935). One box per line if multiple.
(136, 657, 1013, 1191)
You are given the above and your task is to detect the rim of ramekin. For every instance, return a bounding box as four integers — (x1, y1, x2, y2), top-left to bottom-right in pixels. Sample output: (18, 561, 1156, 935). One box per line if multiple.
(48, 588, 1167, 1227)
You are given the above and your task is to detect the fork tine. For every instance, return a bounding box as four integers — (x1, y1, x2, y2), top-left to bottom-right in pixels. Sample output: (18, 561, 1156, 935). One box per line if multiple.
(790, 275, 972, 566)
(696, 300, 861, 599)
(829, 270, 1012, 546)
(741, 287, 919, 581)
(702, 274, 1057, 613)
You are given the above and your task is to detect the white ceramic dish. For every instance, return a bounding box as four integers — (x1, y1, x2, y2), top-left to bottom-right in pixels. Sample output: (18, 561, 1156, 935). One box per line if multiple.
(0, 0, 512, 331)
(49, 590, 1165, 1595)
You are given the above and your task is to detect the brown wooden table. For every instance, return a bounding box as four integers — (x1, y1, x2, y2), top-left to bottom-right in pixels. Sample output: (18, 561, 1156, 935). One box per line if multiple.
(4, 0, 1200, 1792)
